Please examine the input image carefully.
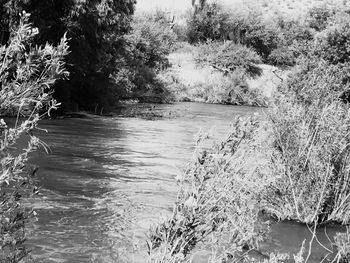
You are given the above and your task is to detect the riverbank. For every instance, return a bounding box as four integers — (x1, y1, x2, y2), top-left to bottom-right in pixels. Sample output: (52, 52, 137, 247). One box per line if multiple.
(159, 44, 289, 107)
(146, 113, 350, 262)
(56, 100, 263, 121)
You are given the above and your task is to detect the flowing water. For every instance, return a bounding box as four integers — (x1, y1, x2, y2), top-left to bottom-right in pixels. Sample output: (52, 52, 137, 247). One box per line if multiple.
(23, 102, 344, 262)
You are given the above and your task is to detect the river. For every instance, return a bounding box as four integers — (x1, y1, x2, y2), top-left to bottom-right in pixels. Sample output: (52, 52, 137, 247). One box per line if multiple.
(25, 102, 344, 262)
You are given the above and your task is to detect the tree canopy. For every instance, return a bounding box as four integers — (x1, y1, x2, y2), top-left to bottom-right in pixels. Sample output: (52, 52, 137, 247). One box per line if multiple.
(0, 0, 136, 112)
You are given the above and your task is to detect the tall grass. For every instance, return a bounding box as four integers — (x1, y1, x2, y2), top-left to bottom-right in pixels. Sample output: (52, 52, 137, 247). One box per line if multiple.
(147, 116, 273, 262)
(334, 227, 350, 262)
(265, 57, 350, 224)
(268, 100, 350, 223)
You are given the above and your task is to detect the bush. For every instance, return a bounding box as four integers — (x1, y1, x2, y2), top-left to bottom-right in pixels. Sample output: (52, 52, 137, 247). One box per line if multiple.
(306, 5, 335, 31)
(186, 2, 231, 43)
(116, 11, 177, 102)
(267, 47, 295, 66)
(194, 42, 262, 77)
(186, 4, 280, 60)
(128, 12, 177, 70)
(315, 14, 350, 64)
(189, 71, 267, 106)
(172, 23, 188, 42)
(278, 58, 350, 104)
(242, 14, 280, 60)
(276, 18, 314, 58)
(0, 13, 68, 261)
(277, 19, 314, 45)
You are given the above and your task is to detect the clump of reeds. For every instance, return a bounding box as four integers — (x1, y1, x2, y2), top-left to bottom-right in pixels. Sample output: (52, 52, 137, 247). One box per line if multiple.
(334, 227, 350, 262)
(264, 57, 350, 224)
(147, 116, 273, 262)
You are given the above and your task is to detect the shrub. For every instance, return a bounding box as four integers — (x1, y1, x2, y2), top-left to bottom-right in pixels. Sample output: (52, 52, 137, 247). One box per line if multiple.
(189, 71, 267, 107)
(0, 12, 68, 261)
(267, 46, 295, 66)
(186, 2, 231, 43)
(128, 12, 177, 70)
(242, 14, 280, 60)
(315, 14, 350, 64)
(194, 42, 262, 77)
(276, 18, 314, 57)
(215, 71, 267, 106)
(186, 5, 280, 60)
(172, 23, 188, 42)
(278, 57, 350, 104)
(277, 19, 313, 45)
(306, 5, 335, 31)
(116, 11, 177, 102)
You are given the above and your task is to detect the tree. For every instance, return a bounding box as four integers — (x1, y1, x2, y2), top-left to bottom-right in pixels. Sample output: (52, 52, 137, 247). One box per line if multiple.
(58, 0, 135, 111)
(0, 0, 136, 112)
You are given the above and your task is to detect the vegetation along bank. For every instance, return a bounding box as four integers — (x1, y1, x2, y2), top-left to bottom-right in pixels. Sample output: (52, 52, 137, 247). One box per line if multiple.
(1, 0, 350, 262)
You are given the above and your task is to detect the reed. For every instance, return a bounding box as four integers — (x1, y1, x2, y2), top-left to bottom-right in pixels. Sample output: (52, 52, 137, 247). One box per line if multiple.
(0, 12, 68, 261)
(147, 116, 273, 262)
(265, 58, 350, 224)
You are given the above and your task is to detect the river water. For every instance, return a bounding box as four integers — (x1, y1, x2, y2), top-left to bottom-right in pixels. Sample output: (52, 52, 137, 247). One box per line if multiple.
(25, 102, 344, 262)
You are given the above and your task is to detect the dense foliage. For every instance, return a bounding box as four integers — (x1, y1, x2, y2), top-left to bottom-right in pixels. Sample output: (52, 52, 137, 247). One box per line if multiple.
(186, 3, 280, 60)
(117, 11, 177, 102)
(315, 13, 350, 64)
(194, 42, 262, 77)
(3, 0, 350, 261)
(1, 0, 135, 112)
(268, 59, 350, 223)
(186, 2, 231, 43)
(264, 9, 350, 225)
(267, 47, 295, 66)
(147, 3, 350, 261)
(306, 5, 335, 31)
(242, 14, 280, 60)
(0, 13, 68, 261)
